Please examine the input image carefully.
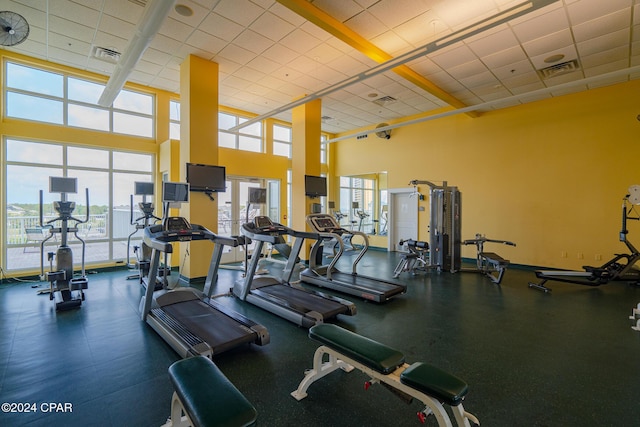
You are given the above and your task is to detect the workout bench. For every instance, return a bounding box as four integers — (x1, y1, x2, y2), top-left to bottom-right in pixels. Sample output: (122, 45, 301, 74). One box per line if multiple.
(291, 324, 479, 426)
(163, 356, 257, 427)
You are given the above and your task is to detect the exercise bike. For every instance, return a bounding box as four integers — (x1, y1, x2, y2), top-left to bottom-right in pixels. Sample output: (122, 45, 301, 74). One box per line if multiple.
(461, 234, 516, 284)
(529, 186, 640, 292)
(126, 182, 165, 289)
(38, 177, 89, 311)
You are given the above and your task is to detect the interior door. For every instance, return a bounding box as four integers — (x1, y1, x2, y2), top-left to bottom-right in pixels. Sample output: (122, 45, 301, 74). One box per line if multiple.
(388, 188, 418, 252)
(218, 177, 265, 264)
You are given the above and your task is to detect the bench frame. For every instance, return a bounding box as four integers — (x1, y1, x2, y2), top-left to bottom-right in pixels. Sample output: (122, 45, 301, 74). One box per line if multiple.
(291, 344, 479, 427)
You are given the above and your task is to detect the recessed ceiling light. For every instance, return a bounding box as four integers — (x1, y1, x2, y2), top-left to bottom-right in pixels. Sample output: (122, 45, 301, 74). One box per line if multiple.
(368, 93, 378, 98)
(544, 54, 565, 64)
(175, 4, 193, 17)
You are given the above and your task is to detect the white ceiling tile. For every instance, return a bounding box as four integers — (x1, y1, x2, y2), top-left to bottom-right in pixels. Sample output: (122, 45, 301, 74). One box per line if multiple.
(98, 14, 136, 41)
(185, 30, 227, 55)
(268, 1, 307, 26)
(249, 11, 297, 42)
(344, 11, 387, 40)
(577, 28, 630, 57)
(466, 28, 520, 58)
(246, 55, 282, 74)
(260, 43, 299, 65)
(493, 59, 535, 79)
(279, 28, 323, 54)
(311, 0, 363, 22)
(200, 12, 245, 42)
(430, 44, 477, 69)
(480, 45, 528, 69)
(216, 43, 258, 65)
(214, 0, 264, 26)
(580, 46, 629, 69)
(522, 29, 573, 57)
(367, 0, 429, 28)
(447, 60, 490, 80)
(158, 16, 194, 41)
(573, 9, 631, 43)
(232, 29, 273, 55)
(102, 0, 144, 25)
(567, 0, 633, 26)
(511, 7, 570, 43)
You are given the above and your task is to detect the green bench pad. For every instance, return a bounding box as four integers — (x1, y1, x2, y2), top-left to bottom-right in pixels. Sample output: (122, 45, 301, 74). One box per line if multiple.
(400, 362, 468, 406)
(309, 324, 405, 375)
(168, 356, 257, 427)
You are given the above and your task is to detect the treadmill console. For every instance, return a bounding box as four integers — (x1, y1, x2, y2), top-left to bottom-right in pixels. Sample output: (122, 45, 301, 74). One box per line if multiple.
(253, 216, 288, 234)
(308, 214, 343, 234)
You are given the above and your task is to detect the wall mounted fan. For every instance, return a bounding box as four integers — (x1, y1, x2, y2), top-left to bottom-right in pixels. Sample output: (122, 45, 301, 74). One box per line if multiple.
(0, 11, 29, 46)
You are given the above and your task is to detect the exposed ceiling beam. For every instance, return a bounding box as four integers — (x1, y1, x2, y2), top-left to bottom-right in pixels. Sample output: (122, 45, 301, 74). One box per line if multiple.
(276, 0, 478, 117)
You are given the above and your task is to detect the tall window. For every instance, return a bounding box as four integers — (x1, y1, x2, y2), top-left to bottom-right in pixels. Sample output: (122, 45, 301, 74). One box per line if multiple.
(218, 112, 262, 152)
(339, 177, 375, 232)
(273, 124, 291, 157)
(321, 134, 328, 164)
(4, 139, 154, 272)
(169, 99, 180, 140)
(5, 61, 154, 138)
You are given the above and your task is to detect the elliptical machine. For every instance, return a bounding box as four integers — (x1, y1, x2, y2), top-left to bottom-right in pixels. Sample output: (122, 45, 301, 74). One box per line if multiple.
(39, 177, 89, 311)
(126, 182, 162, 287)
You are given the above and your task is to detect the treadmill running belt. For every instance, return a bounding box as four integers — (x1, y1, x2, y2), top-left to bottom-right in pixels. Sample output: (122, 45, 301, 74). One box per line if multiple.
(329, 271, 405, 294)
(258, 284, 347, 318)
(162, 300, 257, 354)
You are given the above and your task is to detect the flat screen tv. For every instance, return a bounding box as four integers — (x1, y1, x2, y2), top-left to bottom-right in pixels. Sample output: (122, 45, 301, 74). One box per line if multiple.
(305, 175, 327, 198)
(50, 176, 77, 194)
(162, 182, 189, 203)
(134, 181, 154, 196)
(248, 187, 267, 204)
(186, 163, 226, 193)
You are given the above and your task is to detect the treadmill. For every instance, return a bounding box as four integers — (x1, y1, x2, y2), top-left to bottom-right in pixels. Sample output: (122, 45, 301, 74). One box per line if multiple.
(232, 216, 356, 328)
(301, 213, 406, 302)
(139, 216, 269, 358)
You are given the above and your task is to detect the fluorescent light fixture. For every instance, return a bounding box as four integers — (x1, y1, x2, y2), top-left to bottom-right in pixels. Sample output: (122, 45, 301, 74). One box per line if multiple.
(98, 0, 176, 107)
(326, 64, 640, 144)
(229, 0, 558, 132)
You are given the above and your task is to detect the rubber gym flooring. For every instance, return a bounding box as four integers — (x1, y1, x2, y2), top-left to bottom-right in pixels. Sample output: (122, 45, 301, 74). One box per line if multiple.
(1, 250, 639, 426)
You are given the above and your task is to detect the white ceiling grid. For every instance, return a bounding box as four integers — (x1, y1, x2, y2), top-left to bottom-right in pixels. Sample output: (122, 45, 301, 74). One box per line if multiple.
(1, 0, 638, 133)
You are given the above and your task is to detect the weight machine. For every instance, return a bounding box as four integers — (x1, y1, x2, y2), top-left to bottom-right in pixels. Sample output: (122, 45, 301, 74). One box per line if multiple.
(409, 180, 462, 273)
(461, 234, 516, 284)
(38, 177, 89, 311)
(529, 186, 640, 292)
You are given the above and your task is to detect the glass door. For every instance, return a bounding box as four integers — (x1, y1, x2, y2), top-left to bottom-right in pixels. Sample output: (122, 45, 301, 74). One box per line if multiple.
(218, 177, 267, 265)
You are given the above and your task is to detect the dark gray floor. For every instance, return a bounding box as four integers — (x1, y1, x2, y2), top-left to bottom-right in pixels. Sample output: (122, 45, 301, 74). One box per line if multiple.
(1, 250, 639, 426)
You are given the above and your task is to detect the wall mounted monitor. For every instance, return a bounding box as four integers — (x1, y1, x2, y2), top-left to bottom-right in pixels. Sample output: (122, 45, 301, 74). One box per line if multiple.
(248, 187, 267, 204)
(49, 176, 77, 194)
(134, 181, 154, 196)
(304, 175, 327, 198)
(186, 163, 226, 193)
(162, 182, 189, 203)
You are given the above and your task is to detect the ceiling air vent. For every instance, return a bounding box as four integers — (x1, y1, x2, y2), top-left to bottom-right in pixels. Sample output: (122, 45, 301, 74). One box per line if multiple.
(373, 96, 397, 107)
(93, 46, 121, 63)
(128, 0, 147, 6)
(537, 59, 580, 79)
(321, 115, 334, 122)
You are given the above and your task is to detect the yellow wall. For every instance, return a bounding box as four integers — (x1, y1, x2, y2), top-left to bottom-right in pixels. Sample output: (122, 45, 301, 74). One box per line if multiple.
(333, 79, 640, 270)
(4, 49, 640, 273)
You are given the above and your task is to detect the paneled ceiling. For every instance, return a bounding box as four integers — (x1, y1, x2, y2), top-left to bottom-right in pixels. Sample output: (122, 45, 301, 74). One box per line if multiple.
(2, 0, 639, 134)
